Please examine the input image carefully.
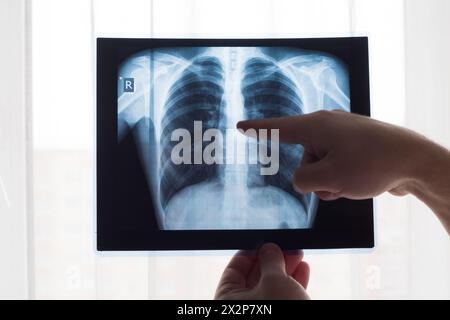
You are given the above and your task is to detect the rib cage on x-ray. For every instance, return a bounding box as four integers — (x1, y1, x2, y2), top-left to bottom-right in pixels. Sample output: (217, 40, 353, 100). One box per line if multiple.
(160, 57, 226, 209)
(242, 57, 309, 211)
(117, 47, 350, 230)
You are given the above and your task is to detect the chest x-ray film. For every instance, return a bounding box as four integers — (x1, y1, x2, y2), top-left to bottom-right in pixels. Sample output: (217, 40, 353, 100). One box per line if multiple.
(97, 38, 374, 251)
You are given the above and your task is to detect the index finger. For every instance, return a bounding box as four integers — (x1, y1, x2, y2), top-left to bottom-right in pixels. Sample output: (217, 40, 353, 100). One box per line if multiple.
(236, 115, 314, 146)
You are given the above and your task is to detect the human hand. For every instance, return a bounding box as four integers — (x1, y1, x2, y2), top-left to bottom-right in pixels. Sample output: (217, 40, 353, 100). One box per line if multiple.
(215, 243, 310, 300)
(237, 110, 434, 201)
(238, 110, 450, 234)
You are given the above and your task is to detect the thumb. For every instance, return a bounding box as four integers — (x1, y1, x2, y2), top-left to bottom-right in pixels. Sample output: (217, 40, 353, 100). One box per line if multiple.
(258, 243, 286, 277)
(293, 160, 340, 195)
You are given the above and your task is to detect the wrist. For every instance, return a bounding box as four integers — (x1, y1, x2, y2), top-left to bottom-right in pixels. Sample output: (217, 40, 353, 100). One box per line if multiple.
(404, 138, 450, 233)
(408, 140, 448, 193)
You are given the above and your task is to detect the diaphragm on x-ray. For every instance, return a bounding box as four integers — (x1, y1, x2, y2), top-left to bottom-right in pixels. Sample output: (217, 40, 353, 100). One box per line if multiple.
(117, 47, 350, 231)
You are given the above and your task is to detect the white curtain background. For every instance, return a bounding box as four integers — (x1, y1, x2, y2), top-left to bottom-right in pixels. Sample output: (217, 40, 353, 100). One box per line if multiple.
(1, 0, 449, 299)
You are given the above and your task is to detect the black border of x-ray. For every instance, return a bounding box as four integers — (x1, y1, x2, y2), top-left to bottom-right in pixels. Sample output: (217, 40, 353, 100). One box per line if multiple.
(97, 37, 374, 251)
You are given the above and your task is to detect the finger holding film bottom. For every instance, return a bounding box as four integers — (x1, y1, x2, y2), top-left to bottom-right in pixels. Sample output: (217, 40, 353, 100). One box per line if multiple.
(292, 261, 310, 289)
(215, 251, 256, 297)
(258, 243, 286, 276)
(247, 249, 303, 289)
(283, 250, 304, 275)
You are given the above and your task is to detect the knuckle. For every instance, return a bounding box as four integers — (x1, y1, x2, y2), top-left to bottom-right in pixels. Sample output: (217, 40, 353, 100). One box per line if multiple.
(315, 110, 333, 120)
(323, 161, 345, 191)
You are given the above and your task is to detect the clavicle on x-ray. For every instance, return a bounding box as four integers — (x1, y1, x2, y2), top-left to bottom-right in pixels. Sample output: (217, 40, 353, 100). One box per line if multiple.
(117, 47, 350, 231)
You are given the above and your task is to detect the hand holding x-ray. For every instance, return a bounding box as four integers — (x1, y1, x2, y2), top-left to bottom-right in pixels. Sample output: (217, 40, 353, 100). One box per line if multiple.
(217, 111, 450, 299)
(215, 243, 310, 300)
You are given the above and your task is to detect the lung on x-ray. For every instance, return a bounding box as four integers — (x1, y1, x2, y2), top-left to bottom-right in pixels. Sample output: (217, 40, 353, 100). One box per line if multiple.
(117, 47, 350, 231)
